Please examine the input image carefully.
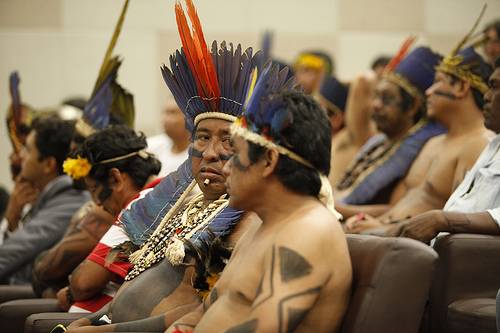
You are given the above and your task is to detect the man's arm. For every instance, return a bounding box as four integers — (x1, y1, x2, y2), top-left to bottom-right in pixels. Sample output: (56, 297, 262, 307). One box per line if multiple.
(344, 74, 377, 147)
(0, 193, 83, 280)
(385, 209, 500, 243)
(69, 260, 116, 300)
(33, 206, 113, 295)
(336, 202, 390, 219)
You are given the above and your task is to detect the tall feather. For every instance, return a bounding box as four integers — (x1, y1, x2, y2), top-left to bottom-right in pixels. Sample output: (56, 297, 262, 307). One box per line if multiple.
(384, 36, 417, 73)
(451, 4, 487, 56)
(92, 0, 130, 95)
(175, 0, 220, 111)
(7, 72, 33, 153)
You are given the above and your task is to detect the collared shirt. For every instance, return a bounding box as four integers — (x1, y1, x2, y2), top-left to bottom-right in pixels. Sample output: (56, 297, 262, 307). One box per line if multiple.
(444, 133, 500, 226)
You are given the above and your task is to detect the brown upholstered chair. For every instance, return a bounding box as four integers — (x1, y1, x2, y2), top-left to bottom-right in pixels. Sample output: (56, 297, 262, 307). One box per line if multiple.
(0, 285, 36, 303)
(24, 234, 439, 333)
(340, 234, 438, 333)
(0, 299, 61, 333)
(427, 233, 500, 333)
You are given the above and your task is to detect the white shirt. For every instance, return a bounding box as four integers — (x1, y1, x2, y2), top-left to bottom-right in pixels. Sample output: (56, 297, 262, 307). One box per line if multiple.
(147, 133, 188, 177)
(444, 133, 500, 226)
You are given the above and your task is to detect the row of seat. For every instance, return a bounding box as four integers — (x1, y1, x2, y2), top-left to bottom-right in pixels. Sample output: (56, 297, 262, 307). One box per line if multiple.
(0, 233, 499, 333)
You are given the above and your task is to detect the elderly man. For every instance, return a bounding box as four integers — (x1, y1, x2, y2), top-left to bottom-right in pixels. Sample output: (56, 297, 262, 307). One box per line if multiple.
(62, 1, 260, 332)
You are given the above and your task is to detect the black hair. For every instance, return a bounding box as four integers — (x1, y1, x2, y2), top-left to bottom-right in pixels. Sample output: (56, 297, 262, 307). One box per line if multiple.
(399, 87, 426, 124)
(247, 90, 331, 197)
(371, 55, 392, 70)
(495, 57, 500, 69)
(79, 125, 161, 190)
(31, 115, 75, 175)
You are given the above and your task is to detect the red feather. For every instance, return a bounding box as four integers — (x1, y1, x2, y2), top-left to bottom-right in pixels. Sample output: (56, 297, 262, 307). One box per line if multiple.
(385, 36, 417, 73)
(175, 0, 220, 110)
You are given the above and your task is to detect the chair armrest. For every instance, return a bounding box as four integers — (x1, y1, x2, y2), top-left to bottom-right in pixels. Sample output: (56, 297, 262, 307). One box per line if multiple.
(0, 285, 35, 303)
(0, 298, 61, 333)
(429, 233, 500, 333)
(25, 312, 87, 333)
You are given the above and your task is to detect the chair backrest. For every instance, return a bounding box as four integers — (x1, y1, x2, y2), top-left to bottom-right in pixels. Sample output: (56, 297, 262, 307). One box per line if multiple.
(340, 234, 438, 333)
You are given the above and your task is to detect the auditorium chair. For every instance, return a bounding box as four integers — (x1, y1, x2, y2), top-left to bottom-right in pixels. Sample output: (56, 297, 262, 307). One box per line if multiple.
(427, 233, 500, 333)
(340, 234, 438, 333)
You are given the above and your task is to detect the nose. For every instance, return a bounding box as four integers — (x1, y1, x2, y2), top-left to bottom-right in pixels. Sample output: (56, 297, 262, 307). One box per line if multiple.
(202, 139, 220, 161)
(426, 82, 437, 97)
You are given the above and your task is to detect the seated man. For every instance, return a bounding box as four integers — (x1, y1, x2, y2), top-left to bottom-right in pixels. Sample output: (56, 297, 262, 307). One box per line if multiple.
(32, 202, 114, 298)
(335, 45, 445, 210)
(0, 115, 89, 285)
(346, 40, 493, 234)
(381, 57, 500, 243)
(168, 65, 351, 332)
(63, 1, 260, 331)
(58, 125, 161, 312)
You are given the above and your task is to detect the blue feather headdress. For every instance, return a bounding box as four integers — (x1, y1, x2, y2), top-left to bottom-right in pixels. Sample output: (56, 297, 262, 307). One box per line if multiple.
(161, 0, 263, 133)
(231, 62, 342, 218)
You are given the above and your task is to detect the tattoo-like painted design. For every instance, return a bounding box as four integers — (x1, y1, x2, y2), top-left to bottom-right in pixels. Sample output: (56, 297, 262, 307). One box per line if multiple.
(252, 246, 276, 308)
(285, 308, 309, 333)
(254, 275, 264, 298)
(277, 286, 321, 333)
(278, 246, 312, 283)
(232, 154, 250, 171)
(189, 146, 232, 161)
(210, 287, 219, 305)
(225, 319, 258, 333)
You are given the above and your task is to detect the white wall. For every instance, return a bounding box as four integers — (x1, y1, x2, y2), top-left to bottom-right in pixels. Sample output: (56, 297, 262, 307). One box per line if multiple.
(1, 0, 499, 189)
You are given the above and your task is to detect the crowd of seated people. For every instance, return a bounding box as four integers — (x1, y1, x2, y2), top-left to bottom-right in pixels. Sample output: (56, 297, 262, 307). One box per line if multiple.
(1, 1, 500, 332)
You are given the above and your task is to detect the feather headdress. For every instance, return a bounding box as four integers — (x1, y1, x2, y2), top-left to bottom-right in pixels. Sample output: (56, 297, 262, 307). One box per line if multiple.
(436, 4, 490, 94)
(383, 37, 442, 98)
(76, 0, 134, 137)
(6, 71, 34, 153)
(231, 62, 342, 219)
(161, 0, 262, 132)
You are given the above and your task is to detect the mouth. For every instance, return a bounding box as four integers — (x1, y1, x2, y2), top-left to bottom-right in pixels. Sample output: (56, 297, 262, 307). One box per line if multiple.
(199, 166, 224, 183)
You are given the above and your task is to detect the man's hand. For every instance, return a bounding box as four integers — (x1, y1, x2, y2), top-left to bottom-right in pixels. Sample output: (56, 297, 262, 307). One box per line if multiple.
(344, 213, 383, 233)
(396, 210, 447, 243)
(56, 286, 72, 311)
(5, 178, 39, 231)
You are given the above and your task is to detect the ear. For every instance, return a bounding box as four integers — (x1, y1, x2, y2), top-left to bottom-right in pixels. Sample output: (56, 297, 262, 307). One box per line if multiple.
(454, 79, 470, 99)
(43, 157, 58, 175)
(262, 149, 280, 178)
(108, 168, 125, 192)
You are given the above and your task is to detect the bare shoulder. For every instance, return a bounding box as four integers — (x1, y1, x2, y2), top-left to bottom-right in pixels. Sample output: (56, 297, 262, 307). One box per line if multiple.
(275, 203, 347, 257)
(227, 211, 262, 253)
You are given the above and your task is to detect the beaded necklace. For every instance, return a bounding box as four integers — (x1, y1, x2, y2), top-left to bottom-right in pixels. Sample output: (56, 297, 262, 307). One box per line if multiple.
(125, 193, 228, 281)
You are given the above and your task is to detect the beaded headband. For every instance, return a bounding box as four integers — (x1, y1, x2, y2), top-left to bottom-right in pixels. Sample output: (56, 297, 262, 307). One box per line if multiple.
(63, 149, 149, 180)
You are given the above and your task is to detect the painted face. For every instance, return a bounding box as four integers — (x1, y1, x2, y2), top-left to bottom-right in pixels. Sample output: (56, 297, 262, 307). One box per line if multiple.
(371, 79, 412, 137)
(84, 176, 120, 217)
(484, 68, 500, 133)
(222, 135, 260, 211)
(425, 72, 458, 120)
(191, 118, 233, 200)
(19, 131, 45, 183)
